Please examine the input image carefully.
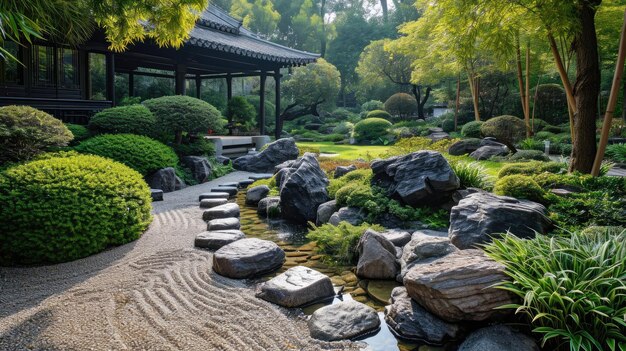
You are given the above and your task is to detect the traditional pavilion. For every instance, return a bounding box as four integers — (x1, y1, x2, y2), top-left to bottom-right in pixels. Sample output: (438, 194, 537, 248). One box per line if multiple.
(0, 5, 319, 138)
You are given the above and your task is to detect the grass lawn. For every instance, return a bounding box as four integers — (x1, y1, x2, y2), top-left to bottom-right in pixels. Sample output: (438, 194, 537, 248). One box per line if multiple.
(297, 142, 392, 160)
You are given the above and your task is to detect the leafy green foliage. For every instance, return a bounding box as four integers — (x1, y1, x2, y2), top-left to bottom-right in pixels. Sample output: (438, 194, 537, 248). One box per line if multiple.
(384, 92, 418, 117)
(366, 110, 392, 120)
(227, 96, 257, 132)
(461, 121, 483, 138)
(0, 105, 73, 164)
(208, 157, 234, 179)
(384, 136, 460, 157)
(170, 138, 215, 157)
(534, 84, 569, 125)
(65, 123, 90, 144)
(283, 58, 341, 110)
(480, 115, 526, 149)
(0, 154, 152, 264)
(88, 105, 156, 136)
(332, 121, 354, 135)
(75, 134, 179, 176)
(498, 161, 566, 178)
(509, 150, 550, 162)
(485, 229, 626, 351)
(449, 160, 493, 190)
(307, 222, 384, 265)
(353, 117, 392, 143)
(361, 100, 385, 112)
(606, 144, 626, 163)
(327, 169, 372, 198)
(493, 175, 545, 202)
(249, 176, 279, 196)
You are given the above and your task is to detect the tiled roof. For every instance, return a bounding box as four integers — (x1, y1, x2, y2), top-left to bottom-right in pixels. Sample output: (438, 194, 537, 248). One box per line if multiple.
(188, 5, 319, 65)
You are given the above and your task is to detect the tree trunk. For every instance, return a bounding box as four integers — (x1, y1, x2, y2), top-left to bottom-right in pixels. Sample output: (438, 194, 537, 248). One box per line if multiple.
(411, 84, 422, 119)
(175, 131, 183, 144)
(525, 44, 531, 136)
(380, 0, 388, 22)
(468, 73, 481, 121)
(320, 0, 327, 57)
(454, 74, 460, 131)
(515, 37, 529, 136)
(622, 78, 626, 123)
(419, 86, 431, 119)
(569, 2, 602, 173)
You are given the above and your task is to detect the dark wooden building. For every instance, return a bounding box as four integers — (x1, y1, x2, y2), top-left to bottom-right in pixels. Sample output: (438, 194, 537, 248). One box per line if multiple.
(0, 5, 319, 137)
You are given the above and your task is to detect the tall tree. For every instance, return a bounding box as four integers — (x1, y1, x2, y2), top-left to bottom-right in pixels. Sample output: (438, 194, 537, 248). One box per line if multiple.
(230, 0, 280, 37)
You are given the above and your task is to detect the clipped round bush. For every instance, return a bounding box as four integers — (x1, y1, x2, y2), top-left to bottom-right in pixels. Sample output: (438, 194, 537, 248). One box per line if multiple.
(65, 123, 90, 144)
(461, 121, 483, 138)
(171, 138, 215, 157)
(354, 118, 392, 143)
(361, 100, 384, 112)
(384, 93, 418, 117)
(143, 95, 225, 143)
(330, 108, 353, 121)
(366, 109, 392, 120)
(74, 134, 179, 176)
(441, 117, 456, 132)
(227, 96, 256, 131)
(332, 121, 354, 135)
(534, 131, 555, 140)
(480, 115, 526, 150)
(88, 105, 156, 136)
(493, 175, 545, 202)
(0, 105, 73, 163)
(498, 161, 566, 178)
(0, 154, 152, 264)
(509, 150, 550, 162)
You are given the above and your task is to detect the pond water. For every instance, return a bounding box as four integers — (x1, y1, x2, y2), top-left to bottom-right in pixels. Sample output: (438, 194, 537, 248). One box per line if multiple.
(236, 191, 445, 351)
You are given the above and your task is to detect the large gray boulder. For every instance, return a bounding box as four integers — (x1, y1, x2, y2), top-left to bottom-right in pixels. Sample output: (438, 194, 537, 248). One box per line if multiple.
(233, 138, 299, 173)
(448, 138, 481, 156)
(280, 153, 329, 223)
(257, 196, 281, 217)
(356, 229, 398, 279)
(381, 229, 412, 247)
(329, 207, 366, 226)
(470, 145, 509, 160)
(308, 300, 380, 341)
(181, 156, 212, 183)
(398, 230, 457, 282)
(371, 151, 460, 206)
(195, 230, 245, 250)
(256, 266, 334, 307)
(207, 217, 240, 231)
(245, 185, 270, 206)
(148, 167, 185, 193)
(274, 168, 294, 189)
(316, 200, 338, 225)
(403, 249, 515, 322)
(449, 192, 551, 250)
(202, 203, 240, 221)
(212, 238, 285, 279)
(385, 287, 459, 344)
(458, 325, 540, 351)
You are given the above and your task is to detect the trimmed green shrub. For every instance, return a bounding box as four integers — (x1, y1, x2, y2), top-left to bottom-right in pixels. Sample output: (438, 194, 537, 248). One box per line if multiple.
(88, 105, 156, 136)
(384, 93, 417, 117)
(498, 161, 566, 178)
(330, 108, 354, 121)
(461, 121, 483, 138)
(361, 100, 384, 112)
(332, 121, 354, 135)
(75, 134, 179, 176)
(485, 229, 626, 350)
(322, 133, 346, 142)
(142, 95, 225, 143)
(171, 138, 215, 157)
(227, 96, 256, 132)
(530, 118, 550, 133)
(543, 124, 568, 134)
(449, 160, 492, 190)
(366, 109, 392, 120)
(549, 133, 572, 144)
(354, 118, 392, 143)
(493, 175, 545, 202)
(0, 154, 152, 264)
(65, 123, 90, 144)
(508, 150, 550, 162)
(480, 115, 526, 150)
(328, 169, 372, 197)
(606, 143, 626, 163)
(0, 105, 73, 163)
(307, 222, 384, 264)
(534, 131, 555, 141)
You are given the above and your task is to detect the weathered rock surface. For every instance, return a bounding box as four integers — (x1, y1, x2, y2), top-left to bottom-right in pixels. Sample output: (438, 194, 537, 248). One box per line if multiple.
(257, 196, 280, 217)
(398, 230, 457, 282)
(213, 238, 285, 279)
(213, 186, 237, 196)
(448, 138, 481, 156)
(428, 132, 450, 142)
(470, 145, 509, 160)
(316, 200, 338, 225)
(381, 229, 411, 247)
(238, 179, 255, 188)
(385, 287, 459, 344)
(198, 192, 230, 201)
(274, 168, 293, 189)
(207, 217, 240, 231)
(356, 229, 398, 279)
(371, 151, 460, 206)
(329, 207, 366, 226)
(403, 249, 514, 322)
(458, 325, 540, 351)
(233, 138, 299, 173)
(181, 156, 212, 183)
(449, 192, 551, 250)
(194, 230, 245, 250)
(256, 266, 334, 307)
(199, 198, 228, 208)
(274, 159, 296, 173)
(308, 300, 380, 341)
(148, 167, 185, 193)
(202, 203, 240, 221)
(245, 185, 270, 206)
(280, 153, 329, 223)
(150, 189, 163, 201)
(334, 165, 357, 178)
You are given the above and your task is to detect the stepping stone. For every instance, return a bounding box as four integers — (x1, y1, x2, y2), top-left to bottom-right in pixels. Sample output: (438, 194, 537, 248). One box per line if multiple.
(213, 238, 285, 279)
(202, 203, 240, 221)
(199, 192, 230, 201)
(238, 179, 255, 188)
(308, 300, 381, 341)
(212, 186, 237, 196)
(195, 230, 246, 250)
(219, 182, 240, 188)
(150, 189, 163, 201)
(256, 266, 335, 307)
(249, 174, 273, 181)
(207, 217, 240, 231)
(246, 185, 270, 206)
(200, 198, 228, 208)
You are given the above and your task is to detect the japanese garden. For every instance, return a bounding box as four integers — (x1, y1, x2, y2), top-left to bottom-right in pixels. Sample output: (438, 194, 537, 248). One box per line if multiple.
(1, 0, 626, 350)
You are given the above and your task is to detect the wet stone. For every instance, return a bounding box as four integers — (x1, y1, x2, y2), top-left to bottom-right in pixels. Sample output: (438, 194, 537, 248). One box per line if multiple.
(199, 192, 230, 201)
(213, 186, 238, 196)
(202, 203, 240, 221)
(256, 266, 335, 307)
(207, 217, 241, 231)
(194, 230, 246, 250)
(200, 198, 229, 208)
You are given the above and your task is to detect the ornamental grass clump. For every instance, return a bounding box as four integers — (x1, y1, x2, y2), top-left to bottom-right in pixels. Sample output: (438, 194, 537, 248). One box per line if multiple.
(485, 229, 626, 351)
(307, 222, 384, 264)
(449, 160, 493, 190)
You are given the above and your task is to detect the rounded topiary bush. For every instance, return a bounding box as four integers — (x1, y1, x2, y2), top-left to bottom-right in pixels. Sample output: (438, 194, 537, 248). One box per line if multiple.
(480, 115, 526, 150)
(384, 93, 418, 117)
(65, 123, 90, 145)
(493, 175, 545, 202)
(354, 118, 392, 143)
(333, 121, 354, 135)
(509, 150, 550, 162)
(143, 95, 225, 143)
(74, 134, 179, 176)
(361, 100, 384, 112)
(0, 154, 152, 264)
(366, 109, 392, 120)
(461, 121, 483, 138)
(88, 105, 156, 136)
(0, 105, 73, 164)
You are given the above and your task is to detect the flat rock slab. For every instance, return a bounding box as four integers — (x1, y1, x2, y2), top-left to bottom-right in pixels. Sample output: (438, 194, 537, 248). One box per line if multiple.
(382, 229, 411, 247)
(195, 230, 246, 250)
(207, 217, 240, 231)
(212, 186, 237, 196)
(238, 179, 255, 188)
(213, 238, 285, 279)
(219, 182, 240, 188)
(199, 192, 230, 201)
(249, 174, 273, 180)
(308, 300, 380, 341)
(199, 198, 228, 208)
(256, 266, 334, 307)
(202, 203, 240, 221)
(150, 189, 163, 201)
(458, 325, 539, 351)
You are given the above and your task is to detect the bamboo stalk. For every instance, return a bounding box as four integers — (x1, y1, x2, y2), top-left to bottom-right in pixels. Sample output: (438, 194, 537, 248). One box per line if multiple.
(548, 32, 577, 140)
(591, 9, 626, 176)
(454, 74, 460, 131)
(515, 36, 529, 137)
(525, 44, 531, 135)
(467, 70, 481, 121)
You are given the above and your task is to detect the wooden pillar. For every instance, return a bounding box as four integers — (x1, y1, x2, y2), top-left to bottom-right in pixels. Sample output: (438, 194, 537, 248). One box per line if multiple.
(129, 72, 134, 97)
(175, 64, 186, 95)
(226, 74, 233, 100)
(79, 49, 89, 100)
(259, 73, 267, 135)
(105, 52, 115, 105)
(195, 74, 201, 99)
(274, 71, 282, 140)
